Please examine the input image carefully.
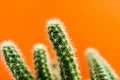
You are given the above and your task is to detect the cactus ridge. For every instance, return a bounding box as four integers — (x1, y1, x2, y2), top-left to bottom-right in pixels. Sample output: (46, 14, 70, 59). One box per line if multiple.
(1, 41, 33, 80)
(33, 44, 52, 80)
(47, 19, 80, 80)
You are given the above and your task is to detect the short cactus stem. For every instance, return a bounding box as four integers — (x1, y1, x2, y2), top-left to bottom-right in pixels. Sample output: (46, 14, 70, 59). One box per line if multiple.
(1, 41, 33, 80)
(33, 44, 52, 80)
(86, 48, 118, 80)
(47, 19, 80, 80)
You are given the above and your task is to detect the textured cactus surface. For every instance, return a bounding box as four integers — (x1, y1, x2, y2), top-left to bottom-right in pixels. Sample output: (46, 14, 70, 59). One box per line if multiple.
(33, 44, 52, 80)
(86, 48, 118, 80)
(1, 41, 33, 80)
(47, 19, 80, 80)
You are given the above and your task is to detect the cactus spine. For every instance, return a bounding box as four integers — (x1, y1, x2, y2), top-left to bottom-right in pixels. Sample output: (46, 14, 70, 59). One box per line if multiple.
(47, 19, 80, 80)
(86, 48, 118, 80)
(33, 44, 52, 80)
(1, 41, 33, 80)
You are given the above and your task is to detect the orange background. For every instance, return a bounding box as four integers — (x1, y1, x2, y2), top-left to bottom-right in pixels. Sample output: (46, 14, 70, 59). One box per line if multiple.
(0, 0, 120, 80)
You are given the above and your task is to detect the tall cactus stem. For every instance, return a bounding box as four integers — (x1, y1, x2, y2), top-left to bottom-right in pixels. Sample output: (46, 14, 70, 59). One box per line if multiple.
(47, 19, 80, 80)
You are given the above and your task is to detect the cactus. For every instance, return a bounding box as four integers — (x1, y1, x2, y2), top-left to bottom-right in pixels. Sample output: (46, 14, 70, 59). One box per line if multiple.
(47, 19, 80, 80)
(33, 44, 52, 80)
(1, 41, 33, 80)
(50, 60, 61, 80)
(86, 48, 118, 80)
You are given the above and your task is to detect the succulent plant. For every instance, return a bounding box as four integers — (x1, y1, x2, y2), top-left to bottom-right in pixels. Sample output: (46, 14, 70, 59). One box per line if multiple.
(47, 19, 80, 80)
(1, 19, 119, 80)
(33, 44, 52, 80)
(1, 41, 33, 80)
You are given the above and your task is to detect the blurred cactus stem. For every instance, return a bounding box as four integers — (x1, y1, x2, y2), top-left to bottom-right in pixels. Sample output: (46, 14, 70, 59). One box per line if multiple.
(50, 60, 61, 80)
(86, 48, 118, 80)
(33, 44, 52, 80)
(47, 19, 80, 80)
(1, 41, 33, 80)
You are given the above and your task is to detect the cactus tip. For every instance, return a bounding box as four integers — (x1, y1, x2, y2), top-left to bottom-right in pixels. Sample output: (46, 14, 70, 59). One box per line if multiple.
(85, 47, 99, 56)
(1, 40, 13, 46)
(33, 44, 46, 50)
(46, 18, 63, 27)
(1, 40, 16, 50)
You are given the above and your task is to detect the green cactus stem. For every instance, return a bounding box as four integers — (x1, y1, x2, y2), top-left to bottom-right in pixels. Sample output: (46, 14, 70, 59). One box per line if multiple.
(86, 48, 118, 80)
(1, 41, 33, 80)
(47, 19, 80, 80)
(33, 44, 52, 80)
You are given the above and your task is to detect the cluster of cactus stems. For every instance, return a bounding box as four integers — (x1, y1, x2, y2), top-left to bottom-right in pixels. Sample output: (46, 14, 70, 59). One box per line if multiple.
(33, 44, 52, 80)
(0, 18, 119, 80)
(86, 48, 118, 80)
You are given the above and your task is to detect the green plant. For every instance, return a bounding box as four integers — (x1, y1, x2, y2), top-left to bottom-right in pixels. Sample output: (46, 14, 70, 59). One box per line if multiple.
(86, 48, 118, 80)
(0, 19, 119, 80)
(47, 19, 80, 80)
(33, 44, 52, 80)
(1, 41, 33, 80)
